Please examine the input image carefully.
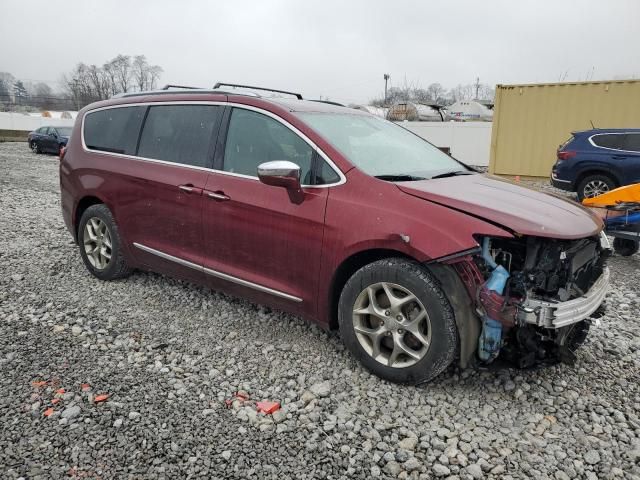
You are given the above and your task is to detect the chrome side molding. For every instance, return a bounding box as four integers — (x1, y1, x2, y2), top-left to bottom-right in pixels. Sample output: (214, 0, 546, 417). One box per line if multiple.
(133, 242, 302, 303)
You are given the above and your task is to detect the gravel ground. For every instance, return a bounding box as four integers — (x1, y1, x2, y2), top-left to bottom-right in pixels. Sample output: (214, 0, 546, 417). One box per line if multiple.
(1, 142, 639, 480)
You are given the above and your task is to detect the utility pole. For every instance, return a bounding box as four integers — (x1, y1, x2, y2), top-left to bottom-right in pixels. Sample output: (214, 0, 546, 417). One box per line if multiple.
(383, 74, 390, 105)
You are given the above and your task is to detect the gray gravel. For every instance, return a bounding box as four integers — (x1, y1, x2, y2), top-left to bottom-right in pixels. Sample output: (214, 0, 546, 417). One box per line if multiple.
(1, 141, 639, 479)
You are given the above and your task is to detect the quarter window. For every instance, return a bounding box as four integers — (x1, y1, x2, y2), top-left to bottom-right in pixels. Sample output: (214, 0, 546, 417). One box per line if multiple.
(138, 105, 221, 168)
(592, 134, 625, 150)
(84, 106, 145, 155)
(223, 108, 313, 182)
(316, 158, 341, 184)
(625, 133, 640, 152)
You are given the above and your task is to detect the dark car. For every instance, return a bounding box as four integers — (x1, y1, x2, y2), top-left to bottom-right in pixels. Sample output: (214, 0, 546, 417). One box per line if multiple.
(28, 126, 72, 155)
(59, 85, 609, 384)
(551, 128, 640, 200)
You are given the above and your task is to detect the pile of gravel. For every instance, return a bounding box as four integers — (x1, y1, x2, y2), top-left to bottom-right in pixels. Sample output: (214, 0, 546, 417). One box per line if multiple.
(0, 142, 638, 479)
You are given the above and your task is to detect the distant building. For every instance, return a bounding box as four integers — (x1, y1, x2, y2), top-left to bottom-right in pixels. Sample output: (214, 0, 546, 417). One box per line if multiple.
(446, 100, 493, 122)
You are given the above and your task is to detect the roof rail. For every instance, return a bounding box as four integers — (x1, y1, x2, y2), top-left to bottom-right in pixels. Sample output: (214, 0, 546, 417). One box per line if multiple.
(308, 99, 346, 107)
(161, 84, 202, 90)
(213, 82, 303, 100)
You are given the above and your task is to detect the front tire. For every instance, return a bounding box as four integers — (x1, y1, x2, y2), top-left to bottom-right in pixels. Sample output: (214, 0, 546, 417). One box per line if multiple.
(613, 237, 639, 256)
(78, 204, 132, 280)
(338, 258, 458, 385)
(30, 141, 41, 154)
(577, 174, 616, 201)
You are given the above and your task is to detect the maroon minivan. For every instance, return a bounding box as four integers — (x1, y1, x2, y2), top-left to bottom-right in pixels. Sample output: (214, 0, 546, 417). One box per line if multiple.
(60, 84, 610, 384)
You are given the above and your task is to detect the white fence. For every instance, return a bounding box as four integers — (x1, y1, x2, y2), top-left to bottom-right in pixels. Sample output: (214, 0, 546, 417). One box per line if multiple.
(0, 112, 492, 167)
(401, 121, 492, 167)
(0, 112, 74, 131)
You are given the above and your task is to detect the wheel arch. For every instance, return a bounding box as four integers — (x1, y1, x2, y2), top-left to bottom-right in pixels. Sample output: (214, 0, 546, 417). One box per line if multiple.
(74, 195, 105, 242)
(327, 248, 418, 330)
(575, 168, 620, 190)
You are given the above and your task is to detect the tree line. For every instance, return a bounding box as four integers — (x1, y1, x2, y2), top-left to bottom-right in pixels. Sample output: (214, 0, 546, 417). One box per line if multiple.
(62, 54, 163, 109)
(370, 81, 495, 107)
(0, 54, 163, 112)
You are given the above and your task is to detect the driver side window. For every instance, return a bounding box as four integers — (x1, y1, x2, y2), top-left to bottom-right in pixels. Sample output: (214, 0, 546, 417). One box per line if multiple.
(223, 108, 314, 183)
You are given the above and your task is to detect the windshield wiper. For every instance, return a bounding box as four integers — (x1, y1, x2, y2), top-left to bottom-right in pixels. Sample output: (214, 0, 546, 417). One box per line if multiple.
(430, 170, 474, 179)
(374, 174, 426, 182)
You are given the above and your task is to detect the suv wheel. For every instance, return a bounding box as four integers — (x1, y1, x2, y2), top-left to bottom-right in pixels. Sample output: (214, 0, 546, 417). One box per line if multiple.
(30, 141, 40, 153)
(338, 258, 458, 385)
(78, 204, 132, 280)
(613, 237, 639, 257)
(577, 174, 616, 200)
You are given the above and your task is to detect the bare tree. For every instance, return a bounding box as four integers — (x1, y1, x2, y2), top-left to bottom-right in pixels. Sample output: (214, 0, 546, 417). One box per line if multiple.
(426, 83, 446, 103)
(113, 54, 132, 93)
(132, 55, 149, 91)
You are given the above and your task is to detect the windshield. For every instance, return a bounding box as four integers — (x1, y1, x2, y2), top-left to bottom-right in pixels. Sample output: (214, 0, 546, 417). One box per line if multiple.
(57, 127, 72, 136)
(296, 112, 468, 179)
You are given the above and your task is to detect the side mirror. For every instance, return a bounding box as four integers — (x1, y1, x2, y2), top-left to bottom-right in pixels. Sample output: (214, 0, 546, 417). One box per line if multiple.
(258, 161, 301, 191)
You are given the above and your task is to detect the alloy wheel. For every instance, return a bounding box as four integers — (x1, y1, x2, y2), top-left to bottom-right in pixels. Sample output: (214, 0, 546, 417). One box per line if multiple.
(352, 282, 431, 368)
(30, 141, 38, 153)
(83, 217, 112, 270)
(583, 180, 610, 198)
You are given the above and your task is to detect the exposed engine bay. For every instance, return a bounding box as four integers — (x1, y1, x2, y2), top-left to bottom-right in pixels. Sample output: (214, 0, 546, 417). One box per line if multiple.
(451, 233, 610, 368)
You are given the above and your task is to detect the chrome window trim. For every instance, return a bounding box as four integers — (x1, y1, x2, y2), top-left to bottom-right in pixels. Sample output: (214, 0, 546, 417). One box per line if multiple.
(588, 132, 639, 154)
(133, 242, 302, 303)
(81, 101, 346, 188)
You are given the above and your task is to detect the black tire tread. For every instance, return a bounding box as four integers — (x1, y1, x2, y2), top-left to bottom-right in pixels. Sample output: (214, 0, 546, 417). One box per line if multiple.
(338, 257, 458, 385)
(613, 237, 639, 257)
(78, 204, 132, 280)
(577, 174, 616, 201)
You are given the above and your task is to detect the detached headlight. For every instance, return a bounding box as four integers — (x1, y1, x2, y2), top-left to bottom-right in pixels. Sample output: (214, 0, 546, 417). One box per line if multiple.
(599, 230, 611, 250)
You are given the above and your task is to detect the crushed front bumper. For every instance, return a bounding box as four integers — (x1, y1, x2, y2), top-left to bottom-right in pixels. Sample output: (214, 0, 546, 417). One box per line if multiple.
(517, 267, 609, 328)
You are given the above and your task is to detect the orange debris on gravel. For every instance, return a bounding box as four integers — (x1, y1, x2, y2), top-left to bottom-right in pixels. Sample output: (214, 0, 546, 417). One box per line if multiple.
(32, 381, 47, 387)
(94, 394, 109, 403)
(43, 407, 54, 417)
(256, 401, 280, 414)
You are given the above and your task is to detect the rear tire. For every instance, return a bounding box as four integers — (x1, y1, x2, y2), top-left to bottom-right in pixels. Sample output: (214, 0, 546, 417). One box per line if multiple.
(338, 258, 458, 385)
(577, 174, 616, 201)
(613, 237, 639, 256)
(78, 204, 132, 280)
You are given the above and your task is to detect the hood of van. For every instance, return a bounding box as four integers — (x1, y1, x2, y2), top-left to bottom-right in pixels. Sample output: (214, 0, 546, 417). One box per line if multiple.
(397, 174, 602, 239)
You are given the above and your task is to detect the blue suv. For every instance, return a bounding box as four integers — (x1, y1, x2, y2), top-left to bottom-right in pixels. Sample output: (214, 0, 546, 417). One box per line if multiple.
(551, 129, 640, 200)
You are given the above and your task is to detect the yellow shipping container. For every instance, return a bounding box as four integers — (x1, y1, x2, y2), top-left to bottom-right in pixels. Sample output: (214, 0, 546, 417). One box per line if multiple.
(489, 79, 640, 178)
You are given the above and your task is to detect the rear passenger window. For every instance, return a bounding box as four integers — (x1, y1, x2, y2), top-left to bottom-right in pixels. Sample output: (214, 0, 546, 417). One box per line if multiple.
(223, 108, 313, 182)
(138, 105, 220, 168)
(84, 107, 145, 155)
(592, 134, 625, 150)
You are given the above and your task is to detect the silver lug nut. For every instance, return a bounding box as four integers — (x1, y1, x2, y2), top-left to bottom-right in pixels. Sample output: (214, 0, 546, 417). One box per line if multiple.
(396, 315, 402, 321)
(398, 329, 404, 334)
(384, 310, 391, 316)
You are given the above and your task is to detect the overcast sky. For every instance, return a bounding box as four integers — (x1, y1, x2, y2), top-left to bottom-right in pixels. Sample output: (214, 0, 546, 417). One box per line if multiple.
(1, 0, 638, 104)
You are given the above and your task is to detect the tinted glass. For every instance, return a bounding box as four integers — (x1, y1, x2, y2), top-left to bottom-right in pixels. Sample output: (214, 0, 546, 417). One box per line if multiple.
(138, 105, 220, 168)
(84, 107, 145, 155)
(592, 134, 625, 150)
(223, 108, 313, 181)
(57, 127, 72, 136)
(37, 127, 46, 134)
(297, 112, 465, 179)
(624, 133, 640, 152)
(316, 158, 341, 184)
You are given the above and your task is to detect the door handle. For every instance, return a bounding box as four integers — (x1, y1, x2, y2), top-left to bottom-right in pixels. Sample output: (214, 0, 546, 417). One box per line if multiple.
(206, 191, 230, 201)
(612, 155, 627, 160)
(178, 184, 195, 193)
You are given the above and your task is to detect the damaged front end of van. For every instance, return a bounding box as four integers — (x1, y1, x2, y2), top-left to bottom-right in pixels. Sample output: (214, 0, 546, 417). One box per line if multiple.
(443, 232, 610, 368)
